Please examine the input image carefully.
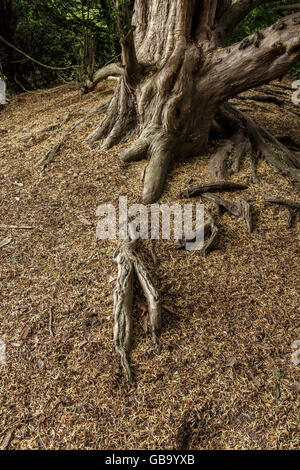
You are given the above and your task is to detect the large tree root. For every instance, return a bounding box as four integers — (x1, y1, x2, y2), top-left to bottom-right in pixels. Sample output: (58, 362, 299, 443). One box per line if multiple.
(112, 232, 162, 383)
(85, 80, 137, 149)
(86, 90, 300, 202)
(211, 103, 300, 184)
(113, 240, 135, 384)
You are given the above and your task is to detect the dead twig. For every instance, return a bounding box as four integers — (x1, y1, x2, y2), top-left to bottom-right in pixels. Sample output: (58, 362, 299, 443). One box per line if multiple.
(0, 428, 14, 450)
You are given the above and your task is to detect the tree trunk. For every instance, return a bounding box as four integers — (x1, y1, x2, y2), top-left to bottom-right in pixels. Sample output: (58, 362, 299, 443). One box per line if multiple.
(86, 0, 300, 203)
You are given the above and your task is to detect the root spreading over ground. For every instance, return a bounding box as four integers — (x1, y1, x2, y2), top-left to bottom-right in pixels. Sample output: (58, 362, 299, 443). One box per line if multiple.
(0, 79, 299, 450)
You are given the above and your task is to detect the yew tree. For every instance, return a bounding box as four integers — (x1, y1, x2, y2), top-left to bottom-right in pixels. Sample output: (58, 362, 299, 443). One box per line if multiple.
(85, 1, 300, 203)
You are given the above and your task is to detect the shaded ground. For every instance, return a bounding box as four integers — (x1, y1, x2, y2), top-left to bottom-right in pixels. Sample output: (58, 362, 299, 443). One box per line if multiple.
(0, 78, 299, 450)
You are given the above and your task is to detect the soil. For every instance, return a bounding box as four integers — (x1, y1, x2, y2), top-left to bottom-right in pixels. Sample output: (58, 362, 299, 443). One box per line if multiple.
(0, 78, 299, 450)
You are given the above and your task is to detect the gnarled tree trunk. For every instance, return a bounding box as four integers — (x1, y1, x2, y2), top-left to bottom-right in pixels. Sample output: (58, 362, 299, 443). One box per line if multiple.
(86, 0, 300, 203)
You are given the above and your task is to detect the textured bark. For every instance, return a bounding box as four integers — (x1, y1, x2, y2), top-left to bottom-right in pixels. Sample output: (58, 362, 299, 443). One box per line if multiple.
(87, 1, 300, 203)
(113, 235, 162, 383)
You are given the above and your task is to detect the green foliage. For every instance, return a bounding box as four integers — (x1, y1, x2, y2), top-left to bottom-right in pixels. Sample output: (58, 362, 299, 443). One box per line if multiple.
(0, 0, 118, 92)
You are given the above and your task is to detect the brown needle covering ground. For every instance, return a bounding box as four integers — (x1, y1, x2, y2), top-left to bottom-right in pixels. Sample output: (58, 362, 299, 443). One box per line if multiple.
(0, 78, 299, 450)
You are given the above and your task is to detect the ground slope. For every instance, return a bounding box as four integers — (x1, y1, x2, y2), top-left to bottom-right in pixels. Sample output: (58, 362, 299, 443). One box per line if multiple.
(0, 79, 299, 450)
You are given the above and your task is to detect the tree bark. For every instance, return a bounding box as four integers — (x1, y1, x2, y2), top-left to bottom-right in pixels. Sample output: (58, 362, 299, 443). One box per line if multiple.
(86, 1, 300, 203)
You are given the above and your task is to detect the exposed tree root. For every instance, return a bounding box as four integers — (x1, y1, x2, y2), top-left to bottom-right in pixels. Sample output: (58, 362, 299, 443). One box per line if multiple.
(120, 130, 152, 162)
(85, 81, 137, 149)
(201, 214, 219, 258)
(275, 135, 300, 151)
(133, 249, 162, 353)
(201, 193, 253, 233)
(208, 140, 232, 179)
(174, 214, 219, 257)
(218, 103, 300, 184)
(36, 98, 112, 173)
(113, 239, 135, 384)
(83, 63, 123, 93)
(174, 219, 211, 251)
(19, 112, 72, 143)
(69, 97, 111, 131)
(201, 193, 241, 217)
(264, 196, 300, 209)
(150, 239, 159, 266)
(142, 133, 174, 204)
(179, 181, 248, 199)
(112, 232, 162, 383)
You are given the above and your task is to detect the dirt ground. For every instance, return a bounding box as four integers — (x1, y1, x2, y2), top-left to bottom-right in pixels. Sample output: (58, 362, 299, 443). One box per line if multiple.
(0, 78, 299, 450)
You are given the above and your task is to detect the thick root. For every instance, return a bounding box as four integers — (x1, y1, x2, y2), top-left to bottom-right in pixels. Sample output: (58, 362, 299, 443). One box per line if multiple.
(120, 131, 151, 162)
(113, 240, 135, 384)
(86, 79, 137, 149)
(218, 103, 300, 183)
(85, 96, 119, 146)
(208, 140, 232, 179)
(112, 229, 162, 383)
(101, 115, 137, 150)
(83, 63, 123, 93)
(142, 134, 173, 204)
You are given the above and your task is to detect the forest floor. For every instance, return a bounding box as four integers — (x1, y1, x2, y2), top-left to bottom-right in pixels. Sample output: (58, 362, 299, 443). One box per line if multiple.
(0, 78, 299, 450)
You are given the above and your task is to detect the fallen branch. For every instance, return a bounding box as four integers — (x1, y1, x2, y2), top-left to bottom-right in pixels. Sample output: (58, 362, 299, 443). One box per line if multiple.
(68, 98, 111, 131)
(201, 214, 218, 258)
